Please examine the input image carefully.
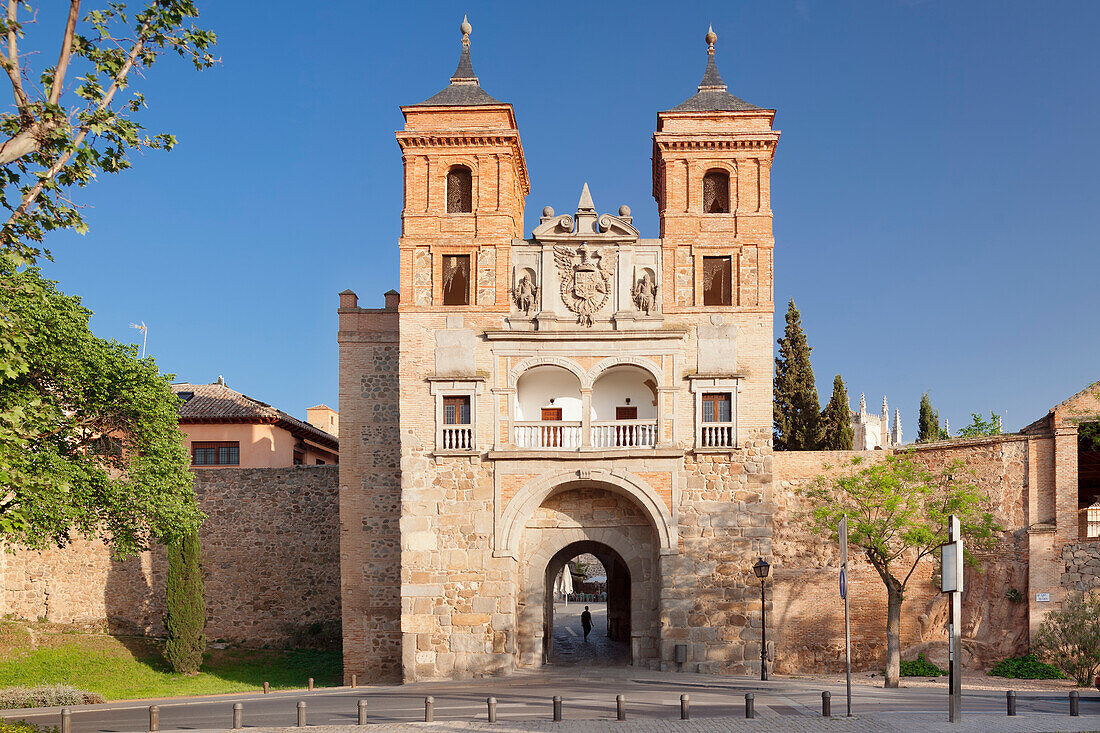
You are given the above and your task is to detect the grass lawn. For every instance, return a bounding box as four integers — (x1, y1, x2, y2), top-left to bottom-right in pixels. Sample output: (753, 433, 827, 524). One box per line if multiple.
(0, 622, 342, 701)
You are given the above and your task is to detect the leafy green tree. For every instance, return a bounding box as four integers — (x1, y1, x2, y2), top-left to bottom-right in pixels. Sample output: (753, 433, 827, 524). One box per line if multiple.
(820, 374, 854, 450)
(164, 530, 205, 674)
(0, 261, 201, 555)
(1033, 590, 1100, 687)
(917, 393, 948, 443)
(957, 412, 1002, 438)
(800, 455, 1000, 688)
(0, 1, 217, 262)
(774, 300, 821, 450)
(0, 1, 215, 554)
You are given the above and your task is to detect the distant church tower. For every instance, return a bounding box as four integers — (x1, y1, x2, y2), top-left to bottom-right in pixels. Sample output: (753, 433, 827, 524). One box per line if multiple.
(851, 393, 902, 449)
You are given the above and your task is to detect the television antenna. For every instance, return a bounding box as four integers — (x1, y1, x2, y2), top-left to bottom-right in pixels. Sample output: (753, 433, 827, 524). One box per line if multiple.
(130, 321, 148, 358)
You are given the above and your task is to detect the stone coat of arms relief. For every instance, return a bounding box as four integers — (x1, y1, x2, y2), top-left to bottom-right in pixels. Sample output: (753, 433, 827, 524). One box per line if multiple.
(553, 243, 616, 327)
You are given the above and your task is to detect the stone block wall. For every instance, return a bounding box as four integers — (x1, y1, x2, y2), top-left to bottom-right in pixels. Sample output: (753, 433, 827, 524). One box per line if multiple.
(669, 434, 773, 675)
(0, 466, 341, 648)
(338, 303, 402, 682)
(1062, 542, 1100, 593)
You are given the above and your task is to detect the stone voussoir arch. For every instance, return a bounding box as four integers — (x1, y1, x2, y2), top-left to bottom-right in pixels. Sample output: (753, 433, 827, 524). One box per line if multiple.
(496, 468, 677, 559)
(587, 355, 664, 387)
(508, 356, 588, 389)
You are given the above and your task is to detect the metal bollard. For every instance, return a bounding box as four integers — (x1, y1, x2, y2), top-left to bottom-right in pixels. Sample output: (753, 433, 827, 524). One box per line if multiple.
(149, 705, 160, 733)
(232, 703, 243, 729)
(1007, 690, 1016, 716)
(263, 681, 270, 694)
(60, 708, 71, 733)
(822, 691, 831, 717)
(616, 694, 625, 721)
(296, 701, 306, 727)
(1070, 690, 1079, 717)
(745, 693, 755, 719)
(553, 695, 563, 722)
(487, 697, 497, 723)
(308, 677, 314, 691)
(357, 699, 367, 725)
(351, 674, 358, 689)
(424, 696, 434, 723)
(680, 694, 690, 720)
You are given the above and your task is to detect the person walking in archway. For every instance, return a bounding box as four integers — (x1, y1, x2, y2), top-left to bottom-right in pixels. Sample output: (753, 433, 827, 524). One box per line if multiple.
(581, 605, 592, 642)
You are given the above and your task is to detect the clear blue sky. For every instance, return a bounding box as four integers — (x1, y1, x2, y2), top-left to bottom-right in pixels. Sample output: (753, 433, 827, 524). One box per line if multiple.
(37, 0, 1100, 435)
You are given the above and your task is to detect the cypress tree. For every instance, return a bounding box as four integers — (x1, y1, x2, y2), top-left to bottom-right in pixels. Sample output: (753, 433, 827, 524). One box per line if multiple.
(774, 299, 822, 450)
(821, 374, 855, 450)
(164, 531, 206, 674)
(918, 393, 941, 443)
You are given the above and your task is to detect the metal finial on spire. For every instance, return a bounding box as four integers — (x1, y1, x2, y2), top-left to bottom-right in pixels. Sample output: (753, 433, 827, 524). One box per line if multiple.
(460, 14, 472, 47)
(705, 24, 717, 53)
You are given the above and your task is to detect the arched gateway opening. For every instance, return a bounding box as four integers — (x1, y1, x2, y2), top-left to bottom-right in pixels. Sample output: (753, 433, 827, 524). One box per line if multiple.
(516, 484, 660, 668)
(544, 541, 631, 666)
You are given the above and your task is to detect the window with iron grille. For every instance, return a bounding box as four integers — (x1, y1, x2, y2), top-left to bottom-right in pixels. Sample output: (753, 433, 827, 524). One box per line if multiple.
(443, 396, 471, 425)
(703, 169, 730, 214)
(702, 393, 732, 423)
(703, 256, 732, 306)
(1088, 502, 1100, 539)
(447, 166, 473, 213)
(192, 441, 239, 466)
(442, 254, 471, 306)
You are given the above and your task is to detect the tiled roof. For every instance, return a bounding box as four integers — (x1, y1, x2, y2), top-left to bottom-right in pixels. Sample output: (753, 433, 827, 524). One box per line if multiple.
(666, 48, 761, 113)
(413, 37, 502, 107)
(172, 383, 338, 450)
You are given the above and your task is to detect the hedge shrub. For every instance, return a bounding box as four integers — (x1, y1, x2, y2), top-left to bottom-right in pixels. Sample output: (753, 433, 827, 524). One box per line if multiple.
(0, 722, 59, 733)
(988, 653, 1065, 679)
(164, 531, 206, 674)
(0, 685, 104, 709)
(900, 653, 946, 677)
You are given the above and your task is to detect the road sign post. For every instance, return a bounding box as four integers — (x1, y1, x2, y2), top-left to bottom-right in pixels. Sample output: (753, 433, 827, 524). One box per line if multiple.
(940, 515, 964, 723)
(840, 515, 852, 717)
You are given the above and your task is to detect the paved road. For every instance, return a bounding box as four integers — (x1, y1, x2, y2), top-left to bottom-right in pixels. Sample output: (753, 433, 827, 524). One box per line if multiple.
(549, 602, 630, 667)
(3, 666, 1098, 733)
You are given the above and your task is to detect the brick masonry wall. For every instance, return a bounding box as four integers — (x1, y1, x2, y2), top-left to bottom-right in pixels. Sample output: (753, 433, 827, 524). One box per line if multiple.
(0, 466, 341, 647)
(772, 439, 1031, 673)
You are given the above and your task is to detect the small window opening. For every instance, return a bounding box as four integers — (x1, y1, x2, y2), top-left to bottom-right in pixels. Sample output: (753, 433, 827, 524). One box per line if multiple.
(702, 393, 732, 423)
(703, 169, 730, 214)
(316, 459, 326, 465)
(443, 396, 472, 425)
(442, 254, 471, 306)
(192, 441, 240, 466)
(447, 166, 473, 213)
(702, 256, 732, 306)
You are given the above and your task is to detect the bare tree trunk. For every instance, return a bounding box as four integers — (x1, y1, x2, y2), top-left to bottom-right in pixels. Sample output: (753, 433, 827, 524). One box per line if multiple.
(884, 582, 903, 688)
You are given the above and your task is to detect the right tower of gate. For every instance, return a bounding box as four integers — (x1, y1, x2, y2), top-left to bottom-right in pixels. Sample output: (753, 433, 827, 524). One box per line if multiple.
(651, 27, 781, 674)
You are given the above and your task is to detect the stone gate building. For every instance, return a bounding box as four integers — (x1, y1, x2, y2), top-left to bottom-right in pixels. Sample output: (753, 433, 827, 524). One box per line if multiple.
(338, 23, 779, 682)
(336, 21, 1100, 684)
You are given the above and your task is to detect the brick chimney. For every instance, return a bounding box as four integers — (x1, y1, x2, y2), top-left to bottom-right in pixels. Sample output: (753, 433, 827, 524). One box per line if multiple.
(384, 289, 400, 310)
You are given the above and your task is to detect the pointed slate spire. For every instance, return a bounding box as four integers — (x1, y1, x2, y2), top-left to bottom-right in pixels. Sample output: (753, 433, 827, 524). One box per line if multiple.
(415, 16, 502, 107)
(577, 182, 595, 212)
(452, 15, 476, 81)
(698, 25, 726, 91)
(666, 26, 760, 112)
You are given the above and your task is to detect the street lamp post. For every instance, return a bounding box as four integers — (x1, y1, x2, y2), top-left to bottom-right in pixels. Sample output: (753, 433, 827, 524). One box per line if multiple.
(753, 557, 770, 681)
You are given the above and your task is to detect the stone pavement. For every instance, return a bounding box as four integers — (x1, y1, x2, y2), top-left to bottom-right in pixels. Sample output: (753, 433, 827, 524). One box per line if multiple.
(549, 602, 630, 667)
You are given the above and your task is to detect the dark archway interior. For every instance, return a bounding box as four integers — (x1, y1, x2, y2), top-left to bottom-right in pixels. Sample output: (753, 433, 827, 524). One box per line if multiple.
(543, 540, 631, 666)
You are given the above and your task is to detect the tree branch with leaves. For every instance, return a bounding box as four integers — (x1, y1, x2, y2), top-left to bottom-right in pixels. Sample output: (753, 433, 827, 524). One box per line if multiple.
(799, 454, 1000, 688)
(0, 0, 217, 264)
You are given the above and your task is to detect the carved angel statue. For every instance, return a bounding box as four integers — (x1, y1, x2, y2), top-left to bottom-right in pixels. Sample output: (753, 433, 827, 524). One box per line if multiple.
(553, 243, 616, 327)
(512, 273, 539, 315)
(631, 271, 658, 315)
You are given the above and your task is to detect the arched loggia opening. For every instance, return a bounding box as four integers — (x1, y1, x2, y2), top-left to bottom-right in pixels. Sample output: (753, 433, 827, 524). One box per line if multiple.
(543, 541, 632, 666)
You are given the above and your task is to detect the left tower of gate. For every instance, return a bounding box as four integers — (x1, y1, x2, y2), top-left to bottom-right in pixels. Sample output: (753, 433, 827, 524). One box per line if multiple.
(339, 18, 530, 682)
